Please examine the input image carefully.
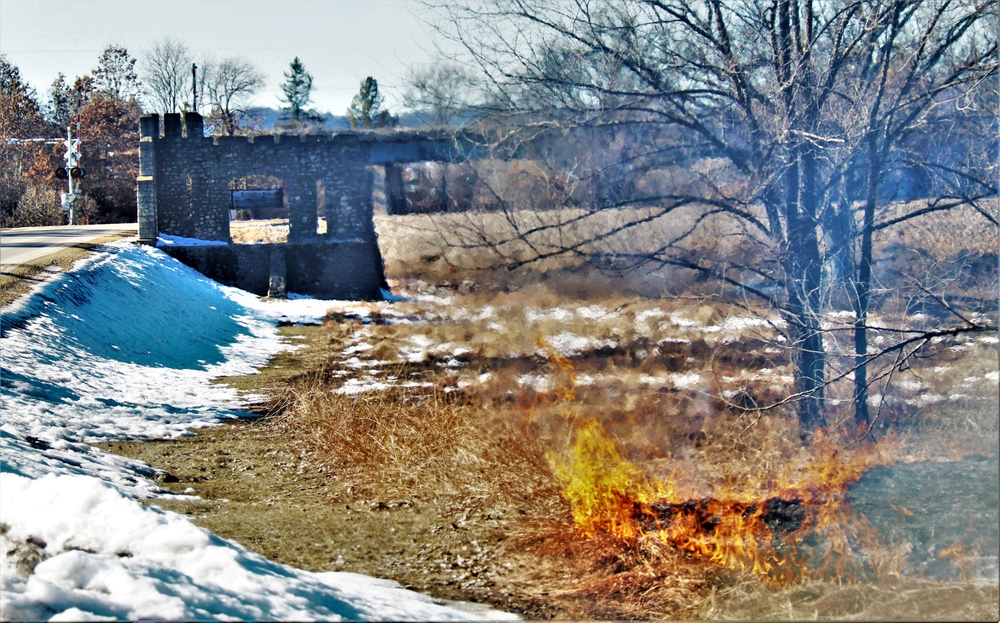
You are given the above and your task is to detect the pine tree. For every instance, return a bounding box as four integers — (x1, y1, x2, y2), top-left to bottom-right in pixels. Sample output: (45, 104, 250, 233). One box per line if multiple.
(0, 54, 45, 138)
(46, 73, 75, 129)
(346, 76, 397, 129)
(279, 57, 314, 124)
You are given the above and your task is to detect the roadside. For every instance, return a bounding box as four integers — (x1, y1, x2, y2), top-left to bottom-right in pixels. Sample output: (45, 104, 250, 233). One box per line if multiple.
(0, 229, 135, 308)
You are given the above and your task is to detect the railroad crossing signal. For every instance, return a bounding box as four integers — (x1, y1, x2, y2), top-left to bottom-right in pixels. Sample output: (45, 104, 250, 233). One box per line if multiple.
(64, 138, 81, 165)
(59, 127, 82, 224)
(55, 91, 85, 224)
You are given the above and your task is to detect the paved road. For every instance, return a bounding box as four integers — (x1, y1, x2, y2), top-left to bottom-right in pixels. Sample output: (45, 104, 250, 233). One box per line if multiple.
(0, 223, 137, 271)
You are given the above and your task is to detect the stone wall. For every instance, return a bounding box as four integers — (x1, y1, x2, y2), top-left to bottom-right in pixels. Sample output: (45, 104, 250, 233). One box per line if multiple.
(161, 241, 385, 301)
(137, 112, 459, 299)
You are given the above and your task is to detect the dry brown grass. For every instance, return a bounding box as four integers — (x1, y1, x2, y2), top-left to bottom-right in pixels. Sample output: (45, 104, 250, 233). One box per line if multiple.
(250, 263, 995, 618)
(216, 198, 997, 618)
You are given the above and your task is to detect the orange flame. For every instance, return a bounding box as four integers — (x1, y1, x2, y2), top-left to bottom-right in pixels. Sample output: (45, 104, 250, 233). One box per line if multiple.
(538, 340, 905, 584)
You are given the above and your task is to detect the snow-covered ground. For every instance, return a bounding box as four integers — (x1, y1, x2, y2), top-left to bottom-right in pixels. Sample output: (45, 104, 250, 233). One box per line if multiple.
(0, 241, 516, 621)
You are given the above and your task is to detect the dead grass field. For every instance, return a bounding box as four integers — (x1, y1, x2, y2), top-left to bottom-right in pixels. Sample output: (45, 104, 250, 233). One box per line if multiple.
(116, 203, 998, 619)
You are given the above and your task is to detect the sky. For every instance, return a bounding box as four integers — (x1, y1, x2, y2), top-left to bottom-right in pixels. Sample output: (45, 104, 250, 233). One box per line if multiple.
(0, 0, 451, 116)
(0, 240, 516, 620)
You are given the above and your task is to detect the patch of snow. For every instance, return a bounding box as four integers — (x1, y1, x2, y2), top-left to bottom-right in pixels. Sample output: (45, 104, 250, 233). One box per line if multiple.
(155, 234, 228, 247)
(576, 305, 608, 320)
(0, 241, 514, 621)
(669, 312, 701, 328)
(516, 374, 553, 393)
(636, 309, 666, 322)
(333, 377, 433, 396)
(525, 307, 573, 324)
(344, 342, 374, 355)
(543, 332, 617, 357)
(0, 473, 515, 621)
(343, 356, 385, 369)
(575, 374, 595, 386)
(907, 393, 947, 406)
(638, 374, 664, 387)
(669, 373, 703, 389)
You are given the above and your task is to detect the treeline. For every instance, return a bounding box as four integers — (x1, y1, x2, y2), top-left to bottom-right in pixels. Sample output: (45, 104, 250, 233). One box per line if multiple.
(1, 47, 143, 227)
(0, 41, 407, 228)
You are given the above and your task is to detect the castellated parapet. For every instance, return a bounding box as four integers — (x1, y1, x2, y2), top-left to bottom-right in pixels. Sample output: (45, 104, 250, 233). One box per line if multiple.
(136, 112, 461, 299)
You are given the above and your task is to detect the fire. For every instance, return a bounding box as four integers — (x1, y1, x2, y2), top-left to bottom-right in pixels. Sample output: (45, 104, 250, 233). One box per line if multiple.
(538, 343, 905, 584)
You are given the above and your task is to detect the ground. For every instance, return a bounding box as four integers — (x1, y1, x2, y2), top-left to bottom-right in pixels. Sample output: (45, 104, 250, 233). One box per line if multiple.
(101, 417, 569, 619)
(97, 325, 657, 620)
(11, 208, 994, 620)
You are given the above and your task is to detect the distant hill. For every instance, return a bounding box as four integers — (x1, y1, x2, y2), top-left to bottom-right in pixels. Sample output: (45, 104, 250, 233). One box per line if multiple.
(242, 107, 475, 133)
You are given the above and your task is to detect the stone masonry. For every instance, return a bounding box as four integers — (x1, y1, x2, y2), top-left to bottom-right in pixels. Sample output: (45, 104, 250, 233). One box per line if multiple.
(137, 112, 461, 299)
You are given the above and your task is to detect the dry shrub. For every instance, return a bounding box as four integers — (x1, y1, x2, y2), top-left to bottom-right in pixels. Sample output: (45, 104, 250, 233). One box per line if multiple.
(875, 199, 999, 260)
(373, 204, 752, 296)
(2, 185, 64, 227)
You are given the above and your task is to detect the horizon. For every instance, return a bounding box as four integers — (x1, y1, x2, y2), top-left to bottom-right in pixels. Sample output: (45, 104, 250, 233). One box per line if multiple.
(0, 0, 450, 117)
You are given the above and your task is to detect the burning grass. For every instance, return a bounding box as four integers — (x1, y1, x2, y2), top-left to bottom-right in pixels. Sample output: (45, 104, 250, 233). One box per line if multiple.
(212, 202, 998, 617)
(250, 262, 997, 618)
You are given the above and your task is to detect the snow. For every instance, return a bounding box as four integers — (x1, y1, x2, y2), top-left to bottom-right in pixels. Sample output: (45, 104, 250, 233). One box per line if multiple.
(0, 241, 516, 621)
(155, 233, 229, 247)
(541, 332, 617, 357)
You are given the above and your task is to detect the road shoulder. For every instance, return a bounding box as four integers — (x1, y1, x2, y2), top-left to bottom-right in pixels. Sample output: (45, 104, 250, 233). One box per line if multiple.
(0, 232, 134, 309)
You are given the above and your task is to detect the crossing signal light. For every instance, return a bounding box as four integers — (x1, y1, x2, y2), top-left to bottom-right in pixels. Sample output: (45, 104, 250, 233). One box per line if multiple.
(70, 167, 85, 179)
(55, 167, 68, 179)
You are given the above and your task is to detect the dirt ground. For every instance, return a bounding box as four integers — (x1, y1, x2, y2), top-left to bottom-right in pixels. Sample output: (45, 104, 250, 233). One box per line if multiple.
(99, 338, 597, 620)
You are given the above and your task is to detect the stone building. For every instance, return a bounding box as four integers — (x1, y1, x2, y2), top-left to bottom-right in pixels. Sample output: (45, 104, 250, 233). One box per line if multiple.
(137, 112, 459, 299)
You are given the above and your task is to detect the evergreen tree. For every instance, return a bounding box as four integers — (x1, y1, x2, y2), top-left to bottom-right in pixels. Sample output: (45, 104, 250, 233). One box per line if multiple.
(346, 76, 397, 129)
(0, 54, 45, 138)
(46, 73, 75, 129)
(279, 57, 315, 124)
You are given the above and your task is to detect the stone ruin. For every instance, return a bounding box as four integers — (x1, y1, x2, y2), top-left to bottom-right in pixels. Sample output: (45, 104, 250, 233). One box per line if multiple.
(136, 112, 462, 299)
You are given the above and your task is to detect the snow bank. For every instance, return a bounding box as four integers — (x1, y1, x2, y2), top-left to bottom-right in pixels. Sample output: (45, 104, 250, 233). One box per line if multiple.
(0, 241, 515, 621)
(0, 473, 511, 622)
(155, 233, 228, 247)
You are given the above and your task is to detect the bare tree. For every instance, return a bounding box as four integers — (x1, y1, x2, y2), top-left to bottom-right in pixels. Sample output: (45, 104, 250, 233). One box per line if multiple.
(202, 57, 265, 136)
(92, 44, 142, 104)
(140, 38, 192, 114)
(403, 62, 482, 126)
(423, 0, 998, 435)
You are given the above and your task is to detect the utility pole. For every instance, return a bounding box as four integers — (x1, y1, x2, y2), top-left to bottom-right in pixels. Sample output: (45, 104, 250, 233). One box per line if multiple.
(192, 63, 198, 111)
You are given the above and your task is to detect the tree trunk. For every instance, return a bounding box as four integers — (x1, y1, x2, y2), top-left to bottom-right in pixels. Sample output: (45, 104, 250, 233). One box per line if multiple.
(852, 140, 880, 429)
(782, 146, 827, 433)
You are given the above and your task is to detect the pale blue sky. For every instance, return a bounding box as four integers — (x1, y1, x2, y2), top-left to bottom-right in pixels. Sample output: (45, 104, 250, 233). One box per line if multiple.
(0, 0, 449, 115)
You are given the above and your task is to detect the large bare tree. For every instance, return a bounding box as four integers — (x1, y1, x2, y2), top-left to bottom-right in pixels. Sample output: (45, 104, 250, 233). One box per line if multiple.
(202, 57, 265, 136)
(140, 38, 192, 114)
(424, 0, 998, 434)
